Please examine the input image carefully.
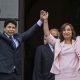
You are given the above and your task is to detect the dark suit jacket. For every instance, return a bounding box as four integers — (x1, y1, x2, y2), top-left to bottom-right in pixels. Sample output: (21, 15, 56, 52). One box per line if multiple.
(33, 44, 55, 80)
(0, 23, 40, 74)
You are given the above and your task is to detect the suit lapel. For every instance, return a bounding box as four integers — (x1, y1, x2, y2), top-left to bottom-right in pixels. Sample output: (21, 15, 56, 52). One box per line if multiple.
(45, 44, 54, 60)
(2, 33, 21, 49)
(14, 33, 22, 44)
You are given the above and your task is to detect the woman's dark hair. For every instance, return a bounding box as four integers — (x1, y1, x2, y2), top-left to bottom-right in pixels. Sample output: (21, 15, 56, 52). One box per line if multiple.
(60, 23, 76, 42)
(4, 19, 17, 28)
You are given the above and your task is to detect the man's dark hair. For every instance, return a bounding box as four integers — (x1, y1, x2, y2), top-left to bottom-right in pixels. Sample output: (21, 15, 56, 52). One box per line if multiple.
(4, 19, 17, 28)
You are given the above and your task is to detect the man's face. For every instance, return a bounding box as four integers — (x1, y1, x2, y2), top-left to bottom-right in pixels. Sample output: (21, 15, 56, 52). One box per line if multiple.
(4, 23, 16, 36)
(50, 29, 59, 38)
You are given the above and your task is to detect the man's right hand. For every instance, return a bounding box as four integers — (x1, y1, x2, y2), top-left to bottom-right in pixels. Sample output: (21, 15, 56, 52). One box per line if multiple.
(40, 10, 49, 21)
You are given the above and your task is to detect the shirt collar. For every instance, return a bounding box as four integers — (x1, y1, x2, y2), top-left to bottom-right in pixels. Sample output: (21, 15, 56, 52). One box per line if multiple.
(48, 44, 54, 52)
(4, 32, 13, 38)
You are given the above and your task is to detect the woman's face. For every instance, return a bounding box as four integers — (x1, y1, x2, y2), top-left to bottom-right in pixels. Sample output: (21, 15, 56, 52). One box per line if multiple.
(62, 25, 72, 40)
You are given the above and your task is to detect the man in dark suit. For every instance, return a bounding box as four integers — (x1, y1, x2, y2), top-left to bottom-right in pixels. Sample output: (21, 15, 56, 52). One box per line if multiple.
(32, 28, 59, 80)
(0, 10, 44, 80)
